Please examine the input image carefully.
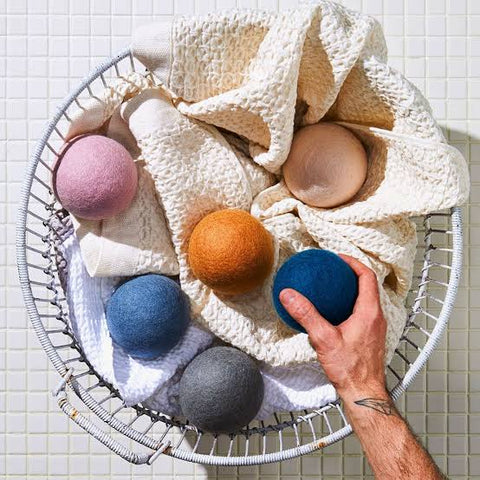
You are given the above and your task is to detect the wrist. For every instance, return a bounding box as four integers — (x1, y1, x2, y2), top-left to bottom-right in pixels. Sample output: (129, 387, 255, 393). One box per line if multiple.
(339, 383, 397, 426)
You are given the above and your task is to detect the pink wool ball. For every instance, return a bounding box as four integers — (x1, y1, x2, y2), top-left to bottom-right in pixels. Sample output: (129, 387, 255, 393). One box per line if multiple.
(53, 135, 138, 220)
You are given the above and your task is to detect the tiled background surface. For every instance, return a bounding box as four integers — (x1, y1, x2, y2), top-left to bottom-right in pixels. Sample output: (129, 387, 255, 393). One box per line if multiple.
(1, 0, 479, 478)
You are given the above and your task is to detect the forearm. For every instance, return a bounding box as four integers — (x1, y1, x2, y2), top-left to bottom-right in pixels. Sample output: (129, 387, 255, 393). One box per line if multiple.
(341, 385, 445, 480)
(278, 259, 444, 478)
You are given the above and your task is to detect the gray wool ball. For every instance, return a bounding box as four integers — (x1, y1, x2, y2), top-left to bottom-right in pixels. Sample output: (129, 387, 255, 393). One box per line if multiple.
(179, 346, 264, 434)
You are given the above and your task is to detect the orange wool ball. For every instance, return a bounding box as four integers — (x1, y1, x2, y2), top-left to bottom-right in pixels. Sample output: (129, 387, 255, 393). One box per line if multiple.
(188, 209, 275, 296)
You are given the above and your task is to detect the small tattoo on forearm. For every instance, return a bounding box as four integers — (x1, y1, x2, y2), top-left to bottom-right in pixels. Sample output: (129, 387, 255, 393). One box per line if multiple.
(354, 398, 393, 415)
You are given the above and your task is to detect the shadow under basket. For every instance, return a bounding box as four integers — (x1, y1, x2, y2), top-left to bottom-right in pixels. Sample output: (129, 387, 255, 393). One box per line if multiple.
(16, 48, 464, 466)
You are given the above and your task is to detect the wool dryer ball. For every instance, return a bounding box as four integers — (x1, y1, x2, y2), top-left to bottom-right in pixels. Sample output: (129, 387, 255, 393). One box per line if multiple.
(272, 249, 358, 333)
(53, 134, 138, 220)
(188, 209, 275, 296)
(179, 346, 264, 434)
(106, 274, 190, 360)
(283, 123, 368, 208)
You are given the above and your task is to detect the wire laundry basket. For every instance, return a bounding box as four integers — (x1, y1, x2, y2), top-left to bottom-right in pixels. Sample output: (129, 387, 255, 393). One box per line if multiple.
(16, 48, 464, 466)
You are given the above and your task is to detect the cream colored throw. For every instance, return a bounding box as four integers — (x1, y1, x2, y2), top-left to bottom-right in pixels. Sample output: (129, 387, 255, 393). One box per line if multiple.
(66, 3, 469, 369)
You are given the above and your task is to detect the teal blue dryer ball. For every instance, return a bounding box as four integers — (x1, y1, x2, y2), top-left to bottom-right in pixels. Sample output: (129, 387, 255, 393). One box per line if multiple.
(272, 249, 358, 333)
(179, 346, 264, 434)
(106, 274, 190, 360)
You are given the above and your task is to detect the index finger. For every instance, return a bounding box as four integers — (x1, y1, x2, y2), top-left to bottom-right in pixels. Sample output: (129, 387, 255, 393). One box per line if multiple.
(338, 254, 380, 313)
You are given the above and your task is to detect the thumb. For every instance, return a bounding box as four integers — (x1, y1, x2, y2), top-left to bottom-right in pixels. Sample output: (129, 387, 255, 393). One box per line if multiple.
(279, 288, 338, 348)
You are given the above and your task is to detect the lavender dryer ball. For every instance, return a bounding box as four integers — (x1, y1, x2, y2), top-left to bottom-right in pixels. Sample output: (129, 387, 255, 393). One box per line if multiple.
(179, 347, 264, 434)
(106, 274, 190, 360)
(272, 249, 358, 333)
(53, 134, 137, 220)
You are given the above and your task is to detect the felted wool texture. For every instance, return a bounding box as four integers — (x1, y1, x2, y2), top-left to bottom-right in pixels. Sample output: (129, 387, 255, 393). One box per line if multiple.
(55, 219, 340, 417)
(179, 346, 264, 433)
(106, 274, 190, 360)
(282, 123, 368, 208)
(272, 249, 358, 333)
(188, 209, 274, 296)
(59, 229, 212, 408)
(53, 135, 138, 220)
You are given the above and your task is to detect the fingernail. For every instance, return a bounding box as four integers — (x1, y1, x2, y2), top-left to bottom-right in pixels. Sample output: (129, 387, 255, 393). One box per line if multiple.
(280, 289, 296, 306)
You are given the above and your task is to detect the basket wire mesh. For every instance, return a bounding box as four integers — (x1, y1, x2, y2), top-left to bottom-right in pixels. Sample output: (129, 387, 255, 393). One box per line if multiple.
(16, 48, 464, 466)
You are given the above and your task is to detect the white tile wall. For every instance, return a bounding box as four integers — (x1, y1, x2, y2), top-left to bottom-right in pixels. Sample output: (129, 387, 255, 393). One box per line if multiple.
(1, 0, 478, 478)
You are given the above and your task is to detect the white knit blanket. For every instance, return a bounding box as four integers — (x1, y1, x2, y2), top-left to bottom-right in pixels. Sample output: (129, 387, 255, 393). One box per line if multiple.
(61, 3, 469, 411)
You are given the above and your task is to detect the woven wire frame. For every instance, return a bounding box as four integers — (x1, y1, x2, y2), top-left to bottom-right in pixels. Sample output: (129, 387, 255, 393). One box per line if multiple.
(16, 48, 464, 466)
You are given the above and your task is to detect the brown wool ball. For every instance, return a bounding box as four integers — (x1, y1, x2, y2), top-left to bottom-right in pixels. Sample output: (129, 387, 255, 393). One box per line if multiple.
(188, 209, 274, 296)
(283, 123, 368, 208)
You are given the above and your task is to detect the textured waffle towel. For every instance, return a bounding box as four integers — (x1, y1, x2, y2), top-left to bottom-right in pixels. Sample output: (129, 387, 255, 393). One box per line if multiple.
(127, 4, 468, 367)
(65, 3, 468, 379)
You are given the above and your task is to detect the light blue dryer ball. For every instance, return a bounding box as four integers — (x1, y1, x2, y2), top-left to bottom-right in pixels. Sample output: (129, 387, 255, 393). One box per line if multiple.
(272, 249, 358, 333)
(106, 274, 190, 360)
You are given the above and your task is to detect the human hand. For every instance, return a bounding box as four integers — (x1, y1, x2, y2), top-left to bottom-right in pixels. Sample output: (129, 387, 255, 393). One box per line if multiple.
(280, 256, 446, 479)
(279, 254, 387, 401)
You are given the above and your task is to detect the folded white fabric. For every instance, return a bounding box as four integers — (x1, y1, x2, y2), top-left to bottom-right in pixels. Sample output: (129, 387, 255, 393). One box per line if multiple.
(60, 228, 336, 417)
(258, 362, 336, 419)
